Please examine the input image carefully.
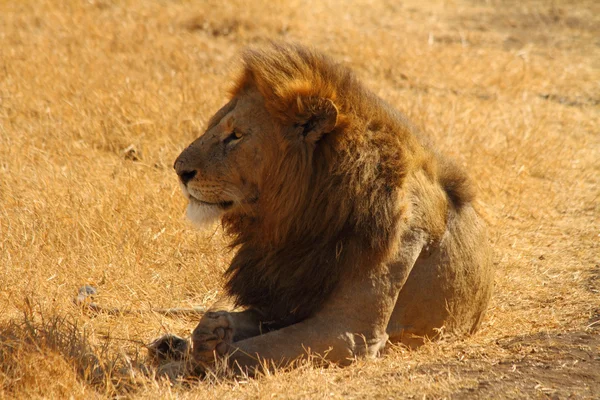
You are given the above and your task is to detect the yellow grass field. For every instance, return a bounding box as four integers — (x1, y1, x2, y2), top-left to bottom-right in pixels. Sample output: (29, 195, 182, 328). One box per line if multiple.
(1, 0, 598, 398)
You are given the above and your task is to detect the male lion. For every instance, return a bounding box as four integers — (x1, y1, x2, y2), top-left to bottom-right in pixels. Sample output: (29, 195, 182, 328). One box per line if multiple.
(167, 43, 493, 373)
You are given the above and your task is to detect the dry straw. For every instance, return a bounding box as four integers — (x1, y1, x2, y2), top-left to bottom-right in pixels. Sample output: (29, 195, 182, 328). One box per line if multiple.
(0, 0, 598, 398)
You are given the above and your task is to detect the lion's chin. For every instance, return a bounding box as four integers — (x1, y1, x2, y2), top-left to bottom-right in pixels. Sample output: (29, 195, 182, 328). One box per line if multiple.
(185, 199, 224, 229)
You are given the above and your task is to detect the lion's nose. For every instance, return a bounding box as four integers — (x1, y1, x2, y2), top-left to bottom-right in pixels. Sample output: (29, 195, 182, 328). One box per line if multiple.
(173, 158, 198, 185)
(178, 169, 197, 185)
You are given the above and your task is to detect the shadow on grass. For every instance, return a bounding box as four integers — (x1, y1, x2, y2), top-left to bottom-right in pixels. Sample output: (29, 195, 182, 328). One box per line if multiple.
(0, 309, 150, 397)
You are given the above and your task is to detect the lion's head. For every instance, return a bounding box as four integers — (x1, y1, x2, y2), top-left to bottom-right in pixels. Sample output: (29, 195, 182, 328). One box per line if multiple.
(174, 44, 341, 233)
(173, 88, 280, 228)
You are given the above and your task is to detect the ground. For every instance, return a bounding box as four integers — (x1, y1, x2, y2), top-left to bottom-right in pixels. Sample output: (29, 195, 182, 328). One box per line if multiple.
(0, 0, 598, 398)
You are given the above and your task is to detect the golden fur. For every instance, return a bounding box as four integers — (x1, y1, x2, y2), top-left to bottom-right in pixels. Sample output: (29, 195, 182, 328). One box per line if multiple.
(224, 43, 474, 322)
(167, 42, 493, 373)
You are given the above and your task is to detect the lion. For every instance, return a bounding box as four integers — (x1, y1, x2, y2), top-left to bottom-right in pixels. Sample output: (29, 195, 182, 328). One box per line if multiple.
(160, 42, 493, 374)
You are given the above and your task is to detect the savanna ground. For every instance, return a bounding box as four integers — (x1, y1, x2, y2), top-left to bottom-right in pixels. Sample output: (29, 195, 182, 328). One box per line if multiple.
(0, 0, 598, 398)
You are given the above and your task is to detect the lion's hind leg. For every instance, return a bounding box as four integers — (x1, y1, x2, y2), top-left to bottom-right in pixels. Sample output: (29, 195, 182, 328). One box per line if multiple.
(387, 205, 493, 346)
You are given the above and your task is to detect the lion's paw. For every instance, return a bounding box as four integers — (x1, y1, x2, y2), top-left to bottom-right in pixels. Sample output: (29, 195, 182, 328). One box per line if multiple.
(191, 311, 234, 363)
(148, 334, 190, 365)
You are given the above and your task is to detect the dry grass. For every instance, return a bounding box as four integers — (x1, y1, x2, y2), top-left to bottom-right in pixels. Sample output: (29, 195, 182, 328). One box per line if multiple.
(1, 0, 599, 398)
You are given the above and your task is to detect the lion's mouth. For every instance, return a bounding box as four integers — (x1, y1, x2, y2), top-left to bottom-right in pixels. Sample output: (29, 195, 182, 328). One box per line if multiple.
(180, 182, 235, 210)
(190, 196, 234, 210)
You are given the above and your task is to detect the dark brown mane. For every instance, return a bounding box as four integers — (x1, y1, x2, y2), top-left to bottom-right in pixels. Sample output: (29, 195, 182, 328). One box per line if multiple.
(222, 43, 474, 323)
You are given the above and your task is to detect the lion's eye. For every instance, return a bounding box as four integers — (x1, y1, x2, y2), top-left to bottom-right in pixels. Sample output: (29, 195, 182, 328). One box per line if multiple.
(223, 130, 243, 145)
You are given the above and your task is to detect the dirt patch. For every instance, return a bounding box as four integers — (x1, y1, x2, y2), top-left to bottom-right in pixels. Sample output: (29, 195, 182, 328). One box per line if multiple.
(453, 332, 600, 399)
(538, 93, 600, 108)
(458, 0, 600, 51)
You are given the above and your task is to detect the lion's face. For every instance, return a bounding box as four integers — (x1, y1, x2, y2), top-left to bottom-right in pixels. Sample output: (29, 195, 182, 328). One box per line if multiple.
(174, 67, 340, 228)
(173, 87, 282, 227)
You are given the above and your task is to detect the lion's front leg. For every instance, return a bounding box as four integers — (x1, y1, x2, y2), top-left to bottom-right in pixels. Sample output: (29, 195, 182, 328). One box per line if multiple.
(191, 296, 265, 364)
(219, 232, 428, 373)
(224, 274, 396, 372)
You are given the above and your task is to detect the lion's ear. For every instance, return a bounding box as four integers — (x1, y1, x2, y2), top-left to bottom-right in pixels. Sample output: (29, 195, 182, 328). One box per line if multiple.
(292, 97, 338, 144)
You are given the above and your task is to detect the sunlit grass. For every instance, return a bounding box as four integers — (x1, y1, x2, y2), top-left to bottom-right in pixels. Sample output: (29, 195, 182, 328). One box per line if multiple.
(0, 0, 598, 398)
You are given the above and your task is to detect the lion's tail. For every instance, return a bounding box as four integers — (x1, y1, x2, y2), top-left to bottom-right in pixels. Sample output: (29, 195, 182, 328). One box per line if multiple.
(438, 158, 476, 209)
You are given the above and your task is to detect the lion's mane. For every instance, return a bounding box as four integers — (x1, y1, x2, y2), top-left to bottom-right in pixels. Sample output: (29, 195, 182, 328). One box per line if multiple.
(222, 43, 473, 325)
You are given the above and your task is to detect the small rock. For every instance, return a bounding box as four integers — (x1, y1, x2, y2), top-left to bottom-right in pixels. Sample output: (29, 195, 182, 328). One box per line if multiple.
(123, 144, 141, 161)
(75, 285, 97, 305)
